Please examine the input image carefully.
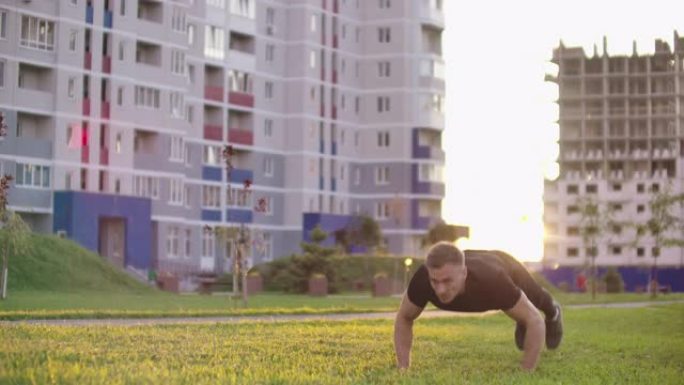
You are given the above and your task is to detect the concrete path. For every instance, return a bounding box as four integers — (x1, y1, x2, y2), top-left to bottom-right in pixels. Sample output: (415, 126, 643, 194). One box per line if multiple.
(2, 300, 682, 327)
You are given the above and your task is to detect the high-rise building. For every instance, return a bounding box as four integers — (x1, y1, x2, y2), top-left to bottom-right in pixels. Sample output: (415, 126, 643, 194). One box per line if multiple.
(0, 0, 445, 277)
(543, 34, 684, 289)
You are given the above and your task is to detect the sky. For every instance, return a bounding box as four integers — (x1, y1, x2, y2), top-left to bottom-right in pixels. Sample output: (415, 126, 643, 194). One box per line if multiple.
(441, 0, 684, 262)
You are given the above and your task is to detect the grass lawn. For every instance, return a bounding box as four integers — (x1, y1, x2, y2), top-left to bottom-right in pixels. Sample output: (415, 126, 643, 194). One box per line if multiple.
(1, 291, 683, 321)
(1, 304, 682, 384)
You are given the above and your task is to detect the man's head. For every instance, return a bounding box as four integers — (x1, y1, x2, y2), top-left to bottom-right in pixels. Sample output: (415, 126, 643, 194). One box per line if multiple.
(425, 242, 467, 303)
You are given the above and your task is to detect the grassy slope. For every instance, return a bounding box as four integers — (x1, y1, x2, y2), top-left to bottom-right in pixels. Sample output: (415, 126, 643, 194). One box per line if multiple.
(4, 234, 153, 293)
(0, 304, 682, 384)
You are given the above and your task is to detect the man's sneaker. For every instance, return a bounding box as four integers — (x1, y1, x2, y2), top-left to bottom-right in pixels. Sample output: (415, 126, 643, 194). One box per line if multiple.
(515, 322, 525, 351)
(546, 303, 563, 349)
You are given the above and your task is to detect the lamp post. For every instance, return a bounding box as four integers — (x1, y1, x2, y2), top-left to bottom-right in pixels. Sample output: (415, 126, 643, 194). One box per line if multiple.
(403, 257, 413, 289)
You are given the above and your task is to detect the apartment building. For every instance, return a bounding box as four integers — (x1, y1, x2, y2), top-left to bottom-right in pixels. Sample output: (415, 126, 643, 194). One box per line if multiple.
(0, 0, 445, 277)
(543, 34, 684, 291)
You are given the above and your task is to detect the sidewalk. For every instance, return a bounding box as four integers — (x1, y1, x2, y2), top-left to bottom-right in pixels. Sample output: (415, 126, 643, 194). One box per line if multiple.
(2, 300, 682, 327)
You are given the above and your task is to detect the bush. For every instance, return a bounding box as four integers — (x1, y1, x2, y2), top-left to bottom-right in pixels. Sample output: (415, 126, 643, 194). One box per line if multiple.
(602, 267, 624, 293)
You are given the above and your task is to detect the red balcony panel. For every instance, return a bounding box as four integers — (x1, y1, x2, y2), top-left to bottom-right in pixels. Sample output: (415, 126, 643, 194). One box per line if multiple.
(82, 99, 91, 116)
(204, 124, 223, 141)
(84, 52, 92, 70)
(81, 145, 90, 163)
(102, 55, 111, 73)
(228, 92, 254, 108)
(204, 86, 224, 102)
(228, 129, 254, 146)
(100, 147, 109, 165)
(101, 101, 110, 119)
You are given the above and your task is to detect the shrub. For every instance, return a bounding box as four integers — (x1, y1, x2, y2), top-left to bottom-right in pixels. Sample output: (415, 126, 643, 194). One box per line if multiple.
(603, 267, 624, 293)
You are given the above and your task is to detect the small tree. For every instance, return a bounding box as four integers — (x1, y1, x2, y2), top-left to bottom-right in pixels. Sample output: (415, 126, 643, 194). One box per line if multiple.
(0, 175, 31, 299)
(422, 220, 469, 247)
(633, 184, 684, 297)
(576, 195, 614, 300)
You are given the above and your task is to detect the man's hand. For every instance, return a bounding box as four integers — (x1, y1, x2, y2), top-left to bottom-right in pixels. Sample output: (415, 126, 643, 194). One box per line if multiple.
(504, 291, 545, 372)
(394, 294, 423, 370)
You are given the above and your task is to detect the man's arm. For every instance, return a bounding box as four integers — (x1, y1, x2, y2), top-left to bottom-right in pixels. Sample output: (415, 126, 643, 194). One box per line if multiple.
(394, 294, 424, 369)
(503, 291, 545, 372)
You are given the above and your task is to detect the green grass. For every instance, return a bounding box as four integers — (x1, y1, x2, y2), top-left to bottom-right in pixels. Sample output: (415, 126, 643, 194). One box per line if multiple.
(1, 304, 682, 384)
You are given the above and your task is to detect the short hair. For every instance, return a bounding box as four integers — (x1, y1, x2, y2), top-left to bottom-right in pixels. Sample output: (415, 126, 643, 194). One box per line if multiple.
(426, 242, 465, 269)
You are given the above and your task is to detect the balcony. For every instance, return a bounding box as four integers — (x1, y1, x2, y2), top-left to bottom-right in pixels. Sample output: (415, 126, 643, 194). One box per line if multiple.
(201, 209, 221, 222)
(84, 52, 92, 69)
(82, 99, 91, 116)
(228, 91, 254, 108)
(226, 208, 253, 223)
(86, 5, 94, 24)
(202, 166, 222, 182)
(101, 101, 110, 119)
(104, 9, 113, 28)
(103, 56, 111, 73)
(81, 145, 90, 163)
(228, 128, 253, 146)
(204, 124, 223, 141)
(420, 0, 444, 26)
(136, 40, 162, 67)
(204, 86, 224, 102)
(100, 147, 109, 165)
(229, 168, 253, 184)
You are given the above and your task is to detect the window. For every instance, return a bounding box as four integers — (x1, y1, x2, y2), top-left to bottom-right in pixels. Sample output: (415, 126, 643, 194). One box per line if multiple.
(265, 81, 273, 99)
(184, 229, 191, 258)
(612, 225, 622, 235)
(115, 133, 122, 153)
(565, 248, 579, 257)
(567, 227, 579, 236)
(636, 183, 645, 193)
(69, 30, 78, 51)
(15, 163, 50, 188)
(171, 7, 186, 32)
(378, 27, 391, 43)
(610, 203, 622, 212)
(187, 24, 195, 46)
(377, 131, 390, 147)
(355, 97, 360, 114)
(67, 77, 76, 99)
(169, 178, 184, 205)
(204, 25, 224, 59)
(203, 145, 221, 165)
(266, 7, 275, 26)
(418, 164, 443, 183)
(586, 184, 598, 194)
(377, 96, 390, 113)
(567, 205, 579, 214)
(184, 185, 191, 207)
(231, 0, 255, 18)
(636, 247, 644, 257)
(310, 14, 317, 32)
(0, 60, 4, 88)
(264, 157, 274, 177)
(378, 61, 390, 77)
(265, 44, 274, 62)
(637, 204, 645, 213)
(169, 136, 185, 161)
(134, 86, 160, 109)
(261, 233, 272, 260)
(117, 87, 123, 106)
(118, 41, 125, 61)
(375, 201, 389, 219)
(20, 15, 55, 51)
(0, 10, 7, 39)
(310, 50, 317, 69)
(171, 50, 186, 75)
(611, 183, 622, 191)
(650, 183, 660, 193)
(431, 94, 444, 113)
(228, 70, 252, 93)
(166, 227, 180, 258)
(120, 0, 125, 16)
(375, 166, 390, 185)
(264, 119, 273, 137)
(202, 186, 221, 208)
(169, 92, 185, 119)
(207, 0, 226, 8)
(379, 0, 391, 8)
(566, 185, 578, 194)
(133, 176, 159, 199)
(201, 230, 215, 257)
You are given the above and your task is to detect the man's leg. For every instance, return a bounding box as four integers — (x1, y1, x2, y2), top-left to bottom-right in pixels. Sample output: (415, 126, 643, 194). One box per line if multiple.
(491, 251, 563, 350)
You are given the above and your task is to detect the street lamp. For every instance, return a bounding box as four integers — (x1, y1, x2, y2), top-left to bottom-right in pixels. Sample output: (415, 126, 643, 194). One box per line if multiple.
(403, 257, 413, 289)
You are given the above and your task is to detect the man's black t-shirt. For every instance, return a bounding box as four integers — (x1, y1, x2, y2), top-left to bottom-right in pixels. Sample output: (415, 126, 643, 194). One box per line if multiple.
(406, 250, 522, 312)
